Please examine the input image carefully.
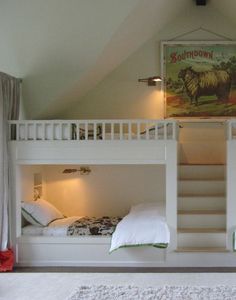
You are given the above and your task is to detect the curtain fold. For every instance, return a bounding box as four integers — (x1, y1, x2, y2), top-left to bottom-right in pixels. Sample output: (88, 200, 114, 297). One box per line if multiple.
(0, 72, 20, 251)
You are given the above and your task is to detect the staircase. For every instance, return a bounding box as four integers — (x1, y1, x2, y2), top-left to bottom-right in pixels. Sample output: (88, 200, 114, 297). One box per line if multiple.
(177, 165, 227, 252)
(176, 121, 227, 253)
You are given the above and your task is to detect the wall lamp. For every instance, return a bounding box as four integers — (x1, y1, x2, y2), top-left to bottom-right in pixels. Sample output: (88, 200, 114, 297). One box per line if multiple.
(138, 76, 162, 86)
(62, 166, 91, 175)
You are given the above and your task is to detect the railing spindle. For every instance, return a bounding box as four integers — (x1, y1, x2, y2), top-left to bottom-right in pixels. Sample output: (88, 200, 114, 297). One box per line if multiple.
(102, 122, 105, 140)
(137, 122, 140, 140)
(145, 122, 149, 140)
(128, 122, 131, 140)
(164, 123, 167, 140)
(85, 122, 88, 140)
(111, 122, 114, 140)
(119, 122, 123, 140)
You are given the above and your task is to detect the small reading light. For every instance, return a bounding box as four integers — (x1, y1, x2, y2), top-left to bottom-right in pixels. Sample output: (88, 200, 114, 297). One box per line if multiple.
(63, 167, 91, 175)
(138, 76, 162, 86)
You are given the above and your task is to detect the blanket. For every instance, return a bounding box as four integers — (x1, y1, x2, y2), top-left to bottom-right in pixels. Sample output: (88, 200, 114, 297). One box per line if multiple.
(67, 216, 122, 236)
(110, 203, 170, 252)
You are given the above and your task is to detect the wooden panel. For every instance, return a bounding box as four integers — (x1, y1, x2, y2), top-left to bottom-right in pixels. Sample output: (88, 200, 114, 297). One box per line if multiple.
(13, 141, 168, 164)
(16, 237, 166, 267)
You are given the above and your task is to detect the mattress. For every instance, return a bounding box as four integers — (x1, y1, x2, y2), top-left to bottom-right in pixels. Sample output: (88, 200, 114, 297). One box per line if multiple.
(22, 216, 122, 237)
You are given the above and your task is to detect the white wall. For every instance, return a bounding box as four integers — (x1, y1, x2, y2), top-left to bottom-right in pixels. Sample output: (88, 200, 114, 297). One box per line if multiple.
(0, 1, 142, 119)
(43, 165, 165, 217)
(60, 6, 236, 120)
(20, 165, 45, 202)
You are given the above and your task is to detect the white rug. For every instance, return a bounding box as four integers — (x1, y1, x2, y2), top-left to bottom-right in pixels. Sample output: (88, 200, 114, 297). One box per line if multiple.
(68, 285, 236, 300)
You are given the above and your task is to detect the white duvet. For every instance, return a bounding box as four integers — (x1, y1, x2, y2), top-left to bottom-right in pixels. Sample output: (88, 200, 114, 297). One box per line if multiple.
(110, 203, 170, 252)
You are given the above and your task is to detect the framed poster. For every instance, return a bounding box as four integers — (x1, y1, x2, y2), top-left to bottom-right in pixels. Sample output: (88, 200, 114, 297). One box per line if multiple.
(162, 41, 236, 118)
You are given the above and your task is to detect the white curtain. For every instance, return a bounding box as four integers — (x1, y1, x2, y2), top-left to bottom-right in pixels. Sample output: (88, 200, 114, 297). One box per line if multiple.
(0, 72, 20, 251)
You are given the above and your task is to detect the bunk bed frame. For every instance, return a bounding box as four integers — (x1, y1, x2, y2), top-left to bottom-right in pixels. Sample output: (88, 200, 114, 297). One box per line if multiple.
(8, 119, 178, 267)
(8, 119, 236, 267)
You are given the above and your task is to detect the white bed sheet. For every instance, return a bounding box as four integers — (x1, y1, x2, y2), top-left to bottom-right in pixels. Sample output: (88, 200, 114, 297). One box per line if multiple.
(22, 216, 83, 237)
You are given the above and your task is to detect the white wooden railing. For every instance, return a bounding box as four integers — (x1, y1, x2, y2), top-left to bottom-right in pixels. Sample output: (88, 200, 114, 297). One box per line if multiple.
(8, 120, 177, 141)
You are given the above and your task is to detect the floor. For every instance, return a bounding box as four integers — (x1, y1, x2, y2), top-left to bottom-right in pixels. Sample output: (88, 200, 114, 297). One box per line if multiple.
(1, 272, 236, 300)
(13, 266, 236, 273)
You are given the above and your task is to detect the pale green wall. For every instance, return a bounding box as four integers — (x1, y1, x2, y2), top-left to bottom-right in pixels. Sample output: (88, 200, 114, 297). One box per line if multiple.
(61, 6, 236, 120)
(0, 0, 141, 119)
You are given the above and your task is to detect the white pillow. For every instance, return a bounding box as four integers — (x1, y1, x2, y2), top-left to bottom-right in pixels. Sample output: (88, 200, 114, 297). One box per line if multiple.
(21, 199, 64, 226)
(130, 202, 165, 216)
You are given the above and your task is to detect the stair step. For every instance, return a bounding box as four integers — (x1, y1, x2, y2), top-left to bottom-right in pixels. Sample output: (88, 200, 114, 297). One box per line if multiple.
(179, 165, 225, 180)
(178, 228, 226, 233)
(178, 196, 225, 210)
(176, 247, 229, 253)
(178, 214, 226, 228)
(178, 180, 225, 197)
(177, 232, 226, 248)
(178, 209, 226, 215)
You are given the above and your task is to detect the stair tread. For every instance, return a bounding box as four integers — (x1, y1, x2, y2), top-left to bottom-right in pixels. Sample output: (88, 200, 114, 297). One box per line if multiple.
(176, 247, 229, 253)
(178, 196, 225, 198)
(179, 194, 225, 197)
(178, 209, 226, 215)
(178, 228, 226, 233)
(179, 179, 225, 182)
(179, 164, 226, 166)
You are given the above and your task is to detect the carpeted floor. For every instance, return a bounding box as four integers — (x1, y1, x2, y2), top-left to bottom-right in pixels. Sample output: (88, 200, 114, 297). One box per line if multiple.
(2, 273, 236, 300)
(68, 285, 236, 300)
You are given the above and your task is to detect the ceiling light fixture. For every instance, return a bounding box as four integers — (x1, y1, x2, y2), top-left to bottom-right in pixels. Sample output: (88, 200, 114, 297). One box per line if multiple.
(138, 76, 162, 86)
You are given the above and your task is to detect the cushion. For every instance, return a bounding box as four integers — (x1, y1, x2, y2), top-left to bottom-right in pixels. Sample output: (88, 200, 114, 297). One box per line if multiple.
(21, 199, 64, 226)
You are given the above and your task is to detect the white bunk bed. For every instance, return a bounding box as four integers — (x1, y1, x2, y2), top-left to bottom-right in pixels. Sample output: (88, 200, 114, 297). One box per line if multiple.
(8, 119, 178, 267)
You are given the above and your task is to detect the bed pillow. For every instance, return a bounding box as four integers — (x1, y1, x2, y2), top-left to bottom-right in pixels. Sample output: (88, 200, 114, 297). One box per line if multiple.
(21, 199, 64, 226)
(130, 202, 165, 216)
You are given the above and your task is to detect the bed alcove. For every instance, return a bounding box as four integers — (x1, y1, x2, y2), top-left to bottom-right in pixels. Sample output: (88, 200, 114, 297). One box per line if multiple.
(16, 164, 168, 266)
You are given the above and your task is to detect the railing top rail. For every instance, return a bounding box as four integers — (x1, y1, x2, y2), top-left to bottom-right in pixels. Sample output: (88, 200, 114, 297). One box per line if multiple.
(8, 119, 177, 124)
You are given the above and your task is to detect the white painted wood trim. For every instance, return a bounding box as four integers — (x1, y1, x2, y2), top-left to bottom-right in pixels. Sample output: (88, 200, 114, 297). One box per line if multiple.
(166, 141, 178, 251)
(8, 119, 177, 141)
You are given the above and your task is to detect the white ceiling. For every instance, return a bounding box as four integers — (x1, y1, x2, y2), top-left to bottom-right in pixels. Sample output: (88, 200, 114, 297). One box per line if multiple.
(0, 0, 236, 118)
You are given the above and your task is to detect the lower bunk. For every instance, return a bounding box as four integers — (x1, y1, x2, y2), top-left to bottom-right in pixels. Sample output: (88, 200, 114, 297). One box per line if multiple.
(17, 201, 169, 266)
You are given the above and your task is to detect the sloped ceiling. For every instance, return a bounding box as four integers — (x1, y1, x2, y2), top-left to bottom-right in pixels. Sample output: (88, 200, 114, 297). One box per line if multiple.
(1, 0, 235, 119)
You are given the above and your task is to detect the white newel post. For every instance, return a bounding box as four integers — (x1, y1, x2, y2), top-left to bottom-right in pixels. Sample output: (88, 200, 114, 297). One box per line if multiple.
(165, 140, 178, 252)
(226, 140, 236, 250)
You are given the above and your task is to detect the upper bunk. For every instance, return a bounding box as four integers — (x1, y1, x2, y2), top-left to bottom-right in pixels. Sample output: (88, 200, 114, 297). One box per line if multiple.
(8, 119, 178, 165)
